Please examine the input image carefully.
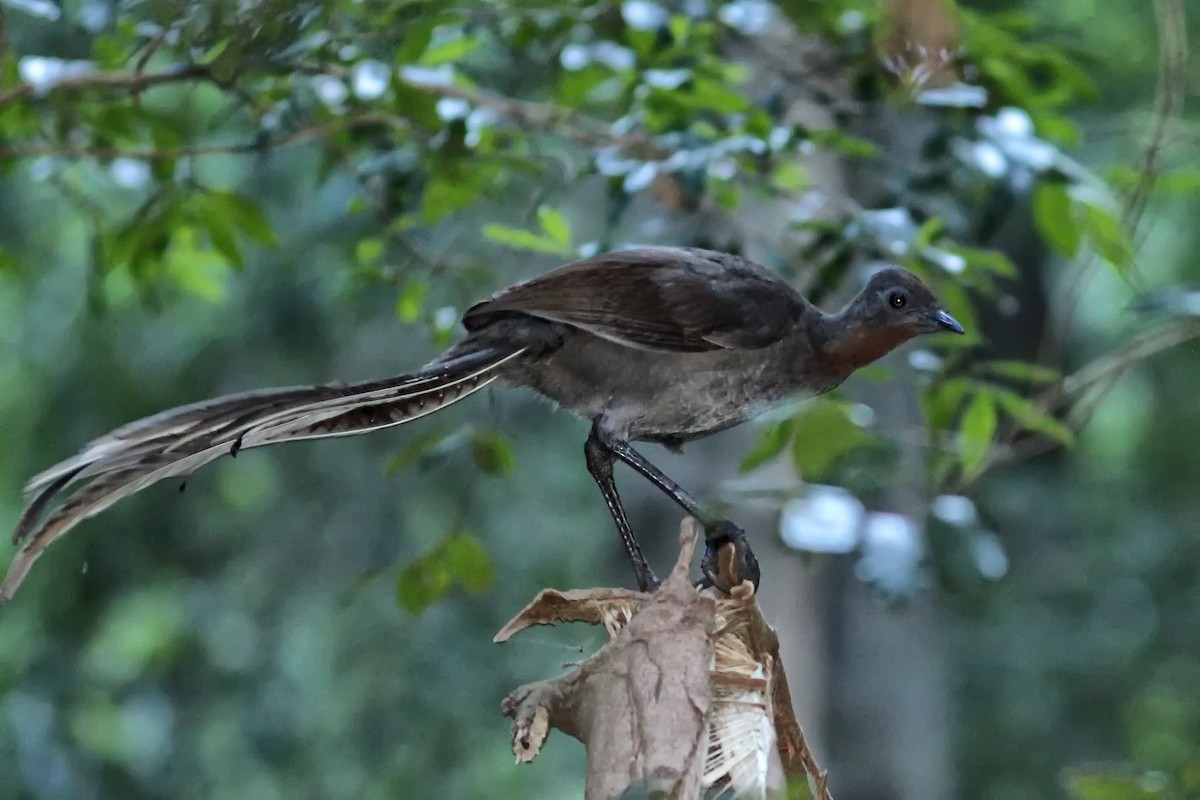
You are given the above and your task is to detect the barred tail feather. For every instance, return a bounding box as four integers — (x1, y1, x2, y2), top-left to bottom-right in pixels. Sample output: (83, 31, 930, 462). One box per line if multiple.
(2, 346, 525, 605)
(23, 385, 332, 495)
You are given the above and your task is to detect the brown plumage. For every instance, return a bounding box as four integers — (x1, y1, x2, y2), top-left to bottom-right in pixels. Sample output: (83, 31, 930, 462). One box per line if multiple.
(3, 247, 963, 602)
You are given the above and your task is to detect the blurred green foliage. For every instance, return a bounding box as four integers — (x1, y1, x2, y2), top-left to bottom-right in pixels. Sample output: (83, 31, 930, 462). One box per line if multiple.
(0, 0, 1198, 798)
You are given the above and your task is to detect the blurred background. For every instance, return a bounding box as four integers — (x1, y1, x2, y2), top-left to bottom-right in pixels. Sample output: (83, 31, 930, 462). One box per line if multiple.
(1, 0, 1198, 798)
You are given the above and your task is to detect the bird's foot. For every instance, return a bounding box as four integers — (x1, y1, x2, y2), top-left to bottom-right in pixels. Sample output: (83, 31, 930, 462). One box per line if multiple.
(633, 563, 661, 594)
(698, 520, 760, 594)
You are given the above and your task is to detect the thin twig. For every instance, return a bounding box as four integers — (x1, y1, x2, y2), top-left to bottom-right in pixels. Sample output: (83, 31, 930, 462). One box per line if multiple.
(1062, 0, 1184, 311)
(972, 317, 1200, 477)
(984, 0, 1188, 478)
(134, 30, 168, 76)
(1122, 0, 1188, 237)
(0, 64, 212, 108)
(1040, 0, 1185, 349)
(0, 112, 414, 160)
(1058, 317, 1200, 405)
(403, 74, 660, 155)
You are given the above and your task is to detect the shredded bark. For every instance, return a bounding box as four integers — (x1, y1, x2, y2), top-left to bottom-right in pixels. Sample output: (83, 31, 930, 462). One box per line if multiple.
(498, 520, 834, 800)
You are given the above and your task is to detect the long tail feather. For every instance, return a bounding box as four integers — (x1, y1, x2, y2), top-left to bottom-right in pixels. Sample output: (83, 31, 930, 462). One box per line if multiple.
(2, 346, 525, 605)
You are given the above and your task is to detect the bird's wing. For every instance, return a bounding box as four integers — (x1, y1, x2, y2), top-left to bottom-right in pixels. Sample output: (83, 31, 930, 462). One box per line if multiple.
(462, 247, 807, 352)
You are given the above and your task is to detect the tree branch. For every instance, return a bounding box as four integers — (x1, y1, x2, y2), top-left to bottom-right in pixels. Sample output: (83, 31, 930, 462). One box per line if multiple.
(0, 112, 415, 161)
(0, 62, 663, 161)
(0, 64, 212, 109)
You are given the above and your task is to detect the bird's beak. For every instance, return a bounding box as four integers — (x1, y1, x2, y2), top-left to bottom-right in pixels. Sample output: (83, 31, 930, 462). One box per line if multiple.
(930, 308, 965, 334)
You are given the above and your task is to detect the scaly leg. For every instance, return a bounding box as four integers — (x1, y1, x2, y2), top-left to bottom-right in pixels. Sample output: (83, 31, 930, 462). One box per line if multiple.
(590, 419, 761, 592)
(584, 428, 661, 592)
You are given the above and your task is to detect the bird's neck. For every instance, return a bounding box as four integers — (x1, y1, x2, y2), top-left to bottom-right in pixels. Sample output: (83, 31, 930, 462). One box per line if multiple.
(809, 310, 915, 375)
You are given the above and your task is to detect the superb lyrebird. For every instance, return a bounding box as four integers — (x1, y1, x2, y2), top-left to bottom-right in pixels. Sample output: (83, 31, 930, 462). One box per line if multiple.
(2, 246, 963, 602)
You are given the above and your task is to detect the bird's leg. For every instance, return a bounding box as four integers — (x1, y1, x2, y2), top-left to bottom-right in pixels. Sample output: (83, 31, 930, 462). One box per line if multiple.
(590, 420, 761, 592)
(584, 430, 661, 592)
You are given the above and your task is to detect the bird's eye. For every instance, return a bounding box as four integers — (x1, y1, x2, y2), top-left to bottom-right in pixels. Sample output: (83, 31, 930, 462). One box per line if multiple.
(888, 291, 907, 309)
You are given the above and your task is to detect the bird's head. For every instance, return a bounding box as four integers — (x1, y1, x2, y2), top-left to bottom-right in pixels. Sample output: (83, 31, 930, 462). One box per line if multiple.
(817, 267, 964, 371)
(856, 267, 965, 335)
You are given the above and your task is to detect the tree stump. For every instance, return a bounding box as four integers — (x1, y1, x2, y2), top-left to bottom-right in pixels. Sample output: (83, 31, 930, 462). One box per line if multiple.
(496, 520, 834, 800)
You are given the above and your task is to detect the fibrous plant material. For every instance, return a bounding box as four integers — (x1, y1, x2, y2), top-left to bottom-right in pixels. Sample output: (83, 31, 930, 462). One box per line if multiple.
(497, 520, 833, 800)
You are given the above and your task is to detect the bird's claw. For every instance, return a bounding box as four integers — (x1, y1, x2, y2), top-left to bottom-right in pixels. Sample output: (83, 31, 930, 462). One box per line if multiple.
(697, 520, 760, 594)
(635, 565, 661, 593)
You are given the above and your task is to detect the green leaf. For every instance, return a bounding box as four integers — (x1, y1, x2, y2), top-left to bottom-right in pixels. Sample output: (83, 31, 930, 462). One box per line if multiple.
(770, 162, 807, 192)
(959, 391, 998, 476)
(70, 696, 126, 762)
(203, 216, 243, 270)
(740, 419, 794, 473)
(391, 82, 442, 129)
(395, 280, 428, 324)
(442, 532, 494, 593)
(1108, 165, 1200, 195)
(356, 237, 384, 266)
(470, 429, 516, 475)
(949, 244, 1018, 277)
(914, 217, 945, 248)
(980, 360, 1061, 385)
(1157, 167, 1200, 194)
(81, 586, 186, 685)
(1032, 181, 1081, 257)
(197, 39, 231, 66)
(164, 227, 230, 302)
(418, 34, 479, 66)
(394, 530, 495, 614)
(107, 223, 162, 276)
(395, 16, 438, 64)
(536, 206, 572, 247)
(216, 192, 277, 246)
(712, 180, 739, 209)
(668, 14, 691, 42)
(395, 559, 452, 614)
(625, 27, 657, 59)
(557, 64, 618, 108)
(151, 117, 185, 150)
(1065, 771, 1169, 800)
(204, 40, 243, 85)
(1182, 762, 1200, 793)
(195, 196, 243, 270)
(686, 78, 749, 113)
(482, 223, 572, 256)
(1081, 202, 1134, 274)
(91, 34, 128, 70)
(386, 428, 456, 474)
(922, 377, 972, 433)
(993, 388, 1074, 445)
(422, 170, 489, 224)
(790, 401, 868, 480)
(0, 246, 18, 273)
(810, 129, 879, 158)
(87, 105, 136, 142)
